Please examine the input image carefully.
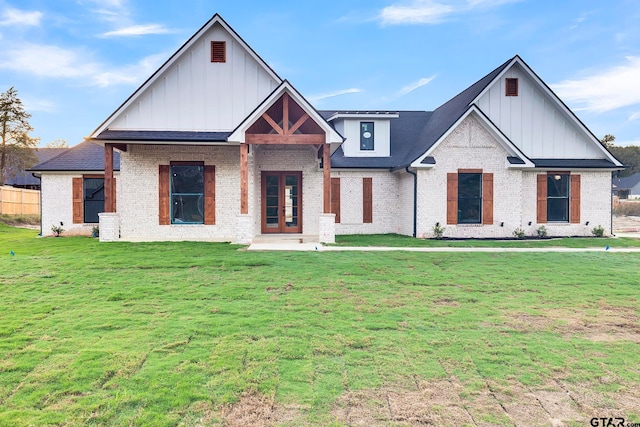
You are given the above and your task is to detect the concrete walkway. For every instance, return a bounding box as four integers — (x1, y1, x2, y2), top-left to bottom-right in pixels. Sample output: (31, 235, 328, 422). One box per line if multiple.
(247, 241, 640, 252)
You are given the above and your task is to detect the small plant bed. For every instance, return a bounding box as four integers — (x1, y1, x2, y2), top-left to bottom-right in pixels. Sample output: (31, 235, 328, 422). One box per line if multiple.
(333, 233, 640, 248)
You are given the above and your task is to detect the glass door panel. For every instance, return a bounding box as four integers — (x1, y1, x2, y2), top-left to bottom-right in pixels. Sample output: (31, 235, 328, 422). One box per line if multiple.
(261, 172, 302, 233)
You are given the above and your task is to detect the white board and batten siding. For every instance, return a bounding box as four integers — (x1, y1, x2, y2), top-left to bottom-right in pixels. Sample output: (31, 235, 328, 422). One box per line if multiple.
(109, 22, 280, 132)
(477, 63, 602, 159)
(332, 119, 391, 157)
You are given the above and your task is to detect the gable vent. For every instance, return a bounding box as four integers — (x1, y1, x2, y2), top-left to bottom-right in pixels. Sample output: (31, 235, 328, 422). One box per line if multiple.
(506, 78, 518, 96)
(211, 41, 226, 63)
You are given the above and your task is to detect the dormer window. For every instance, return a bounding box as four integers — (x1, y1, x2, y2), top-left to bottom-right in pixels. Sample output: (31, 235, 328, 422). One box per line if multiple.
(360, 122, 374, 151)
(506, 78, 518, 96)
(211, 41, 226, 63)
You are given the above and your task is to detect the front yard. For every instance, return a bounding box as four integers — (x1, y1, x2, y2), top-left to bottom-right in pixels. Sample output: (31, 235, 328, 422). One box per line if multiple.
(0, 224, 639, 426)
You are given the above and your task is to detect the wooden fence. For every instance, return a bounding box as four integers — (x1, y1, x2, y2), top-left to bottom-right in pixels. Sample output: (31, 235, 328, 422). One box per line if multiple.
(0, 186, 40, 215)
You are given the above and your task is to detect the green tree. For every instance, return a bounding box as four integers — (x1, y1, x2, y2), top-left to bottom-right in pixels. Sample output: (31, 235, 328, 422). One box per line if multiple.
(603, 134, 640, 177)
(0, 87, 38, 186)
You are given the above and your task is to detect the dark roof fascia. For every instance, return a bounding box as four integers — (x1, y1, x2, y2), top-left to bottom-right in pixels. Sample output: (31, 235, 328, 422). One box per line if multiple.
(92, 130, 232, 142)
(91, 14, 282, 140)
(531, 158, 619, 169)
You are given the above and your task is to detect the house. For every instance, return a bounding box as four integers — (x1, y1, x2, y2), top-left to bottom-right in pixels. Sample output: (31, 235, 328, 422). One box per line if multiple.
(4, 147, 68, 190)
(30, 14, 622, 242)
(612, 173, 640, 199)
(29, 142, 120, 233)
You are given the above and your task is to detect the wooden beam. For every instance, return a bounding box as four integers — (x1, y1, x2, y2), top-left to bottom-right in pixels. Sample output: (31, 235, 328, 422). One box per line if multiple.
(288, 113, 309, 135)
(104, 143, 114, 213)
(246, 134, 325, 145)
(112, 143, 127, 152)
(323, 144, 331, 214)
(240, 144, 249, 215)
(261, 113, 283, 135)
(283, 93, 289, 134)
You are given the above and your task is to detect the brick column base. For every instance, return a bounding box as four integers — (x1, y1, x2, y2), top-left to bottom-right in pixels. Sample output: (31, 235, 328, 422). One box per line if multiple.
(98, 213, 120, 242)
(235, 214, 254, 245)
(319, 213, 336, 244)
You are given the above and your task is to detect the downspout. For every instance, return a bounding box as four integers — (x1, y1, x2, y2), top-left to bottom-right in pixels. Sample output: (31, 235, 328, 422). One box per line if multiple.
(405, 166, 417, 237)
(32, 173, 42, 236)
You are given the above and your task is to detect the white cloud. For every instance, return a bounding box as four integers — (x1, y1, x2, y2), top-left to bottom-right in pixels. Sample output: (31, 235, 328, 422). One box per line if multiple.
(0, 8, 43, 26)
(308, 88, 362, 101)
(397, 76, 436, 96)
(0, 42, 165, 87)
(92, 53, 166, 87)
(551, 56, 640, 113)
(379, 0, 520, 25)
(23, 97, 57, 113)
(629, 112, 640, 121)
(100, 24, 174, 37)
(380, 1, 454, 25)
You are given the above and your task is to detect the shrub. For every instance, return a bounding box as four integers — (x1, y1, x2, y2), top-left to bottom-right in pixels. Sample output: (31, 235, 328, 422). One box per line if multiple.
(536, 225, 548, 238)
(432, 223, 445, 240)
(51, 223, 64, 237)
(591, 224, 605, 237)
(512, 227, 525, 239)
(612, 201, 640, 217)
(92, 225, 99, 238)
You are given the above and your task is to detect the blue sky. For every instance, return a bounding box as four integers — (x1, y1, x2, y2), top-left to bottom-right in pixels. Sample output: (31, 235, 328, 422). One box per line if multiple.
(0, 0, 639, 147)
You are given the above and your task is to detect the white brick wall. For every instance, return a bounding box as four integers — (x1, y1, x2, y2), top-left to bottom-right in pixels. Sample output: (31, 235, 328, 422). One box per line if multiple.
(40, 172, 121, 237)
(119, 144, 240, 241)
(522, 170, 613, 237)
(415, 114, 613, 238)
(331, 170, 411, 235)
(417, 114, 523, 238)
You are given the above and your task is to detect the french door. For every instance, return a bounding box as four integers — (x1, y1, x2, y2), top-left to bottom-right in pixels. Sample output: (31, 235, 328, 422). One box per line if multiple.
(261, 171, 302, 233)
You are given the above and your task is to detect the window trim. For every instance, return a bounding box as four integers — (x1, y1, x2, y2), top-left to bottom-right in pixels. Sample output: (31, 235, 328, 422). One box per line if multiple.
(360, 121, 374, 151)
(170, 162, 205, 225)
(457, 172, 483, 224)
(83, 175, 105, 224)
(546, 171, 571, 224)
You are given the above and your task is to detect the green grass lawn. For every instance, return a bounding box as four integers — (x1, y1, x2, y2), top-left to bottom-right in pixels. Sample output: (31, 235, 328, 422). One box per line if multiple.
(1, 224, 639, 426)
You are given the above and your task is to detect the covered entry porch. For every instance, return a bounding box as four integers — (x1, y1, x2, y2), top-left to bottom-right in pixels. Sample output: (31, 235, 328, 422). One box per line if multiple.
(232, 83, 343, 244)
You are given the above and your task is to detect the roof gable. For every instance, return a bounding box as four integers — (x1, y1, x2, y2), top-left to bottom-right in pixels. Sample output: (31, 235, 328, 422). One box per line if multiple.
(473, 56, 622, 166)
(229, 81, 343, 147)
(91, 14, 282, 137)
(411, 106, 534, 168)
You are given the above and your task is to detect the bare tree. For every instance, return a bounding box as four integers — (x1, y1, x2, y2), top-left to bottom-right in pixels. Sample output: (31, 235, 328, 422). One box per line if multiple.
(0, 87, 39, 186)
(45, 139, 69, 148)
(601, 134, 615, 148)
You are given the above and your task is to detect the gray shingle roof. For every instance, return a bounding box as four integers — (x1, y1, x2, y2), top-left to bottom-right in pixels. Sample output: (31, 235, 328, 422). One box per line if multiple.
(95, 130, 231, 142)
(4, 148, 68, 186)
(325, 111, 432, 169)
(327, 56, 514, 170)
(29, 141, 120, 172)
(531, 159, 617, 169)
(612, 173, 640, 190)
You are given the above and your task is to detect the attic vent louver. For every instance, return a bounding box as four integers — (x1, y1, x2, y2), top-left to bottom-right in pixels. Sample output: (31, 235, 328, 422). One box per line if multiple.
(211, 41, 226, 63)
(506, 78, 518, 96)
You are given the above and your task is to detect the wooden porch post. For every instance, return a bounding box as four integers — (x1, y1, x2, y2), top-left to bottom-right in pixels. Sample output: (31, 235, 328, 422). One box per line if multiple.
(240, 143, 249, 214)
(323, 144, 331, 213)
(104, 143, 114, 213)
